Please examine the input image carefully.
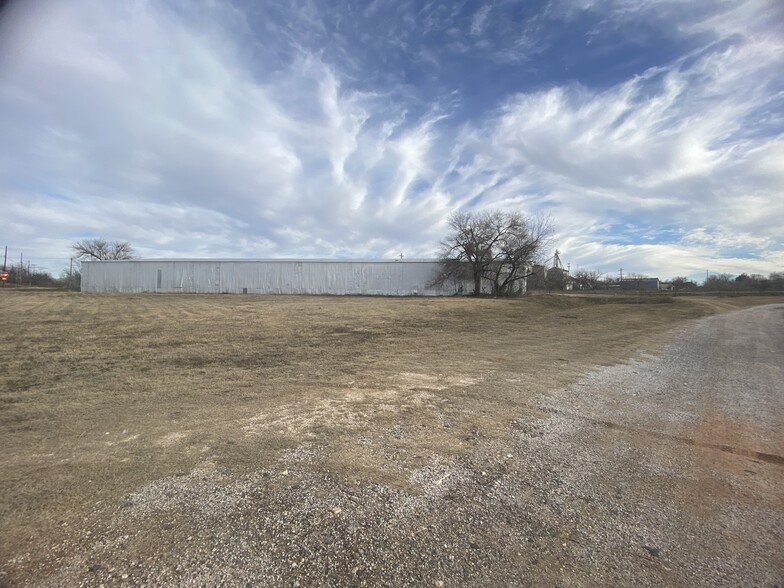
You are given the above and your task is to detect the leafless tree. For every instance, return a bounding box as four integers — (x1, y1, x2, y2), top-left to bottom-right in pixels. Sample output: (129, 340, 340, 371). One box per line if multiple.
(703, 273, 733, 290)
(432, 209, 553, 296)
(571, 269, 604, 290)
(669, 276, 696, 292)
(72, 238, 137, 261)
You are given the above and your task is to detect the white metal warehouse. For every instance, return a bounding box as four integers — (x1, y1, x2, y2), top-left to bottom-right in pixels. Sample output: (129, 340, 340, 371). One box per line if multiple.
(80, 259, 479, 296)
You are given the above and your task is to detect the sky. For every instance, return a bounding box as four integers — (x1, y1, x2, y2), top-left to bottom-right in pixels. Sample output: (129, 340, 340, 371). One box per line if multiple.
(0, 0, 782, 282)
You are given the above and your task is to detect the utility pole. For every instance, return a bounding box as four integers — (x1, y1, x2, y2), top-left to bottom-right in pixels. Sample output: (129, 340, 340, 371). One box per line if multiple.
(2, 245, 6, 271)
(619, 268, 623, 281)
(69, 257, 73, 289)
(19, 252, 23, 287)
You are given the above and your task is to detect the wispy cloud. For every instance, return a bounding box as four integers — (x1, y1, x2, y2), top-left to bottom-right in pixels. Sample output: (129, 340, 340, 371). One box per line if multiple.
(0, 0, 781, 281)
(470, 5, 493, 37)
(445, 25, 784, 276)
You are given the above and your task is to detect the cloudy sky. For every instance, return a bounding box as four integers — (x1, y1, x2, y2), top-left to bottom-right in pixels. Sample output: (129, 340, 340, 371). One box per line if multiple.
(1, 0, 782, 281)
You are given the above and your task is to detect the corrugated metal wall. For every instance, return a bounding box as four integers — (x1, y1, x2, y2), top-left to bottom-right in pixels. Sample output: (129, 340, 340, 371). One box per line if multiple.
(81, 259, 477, 296)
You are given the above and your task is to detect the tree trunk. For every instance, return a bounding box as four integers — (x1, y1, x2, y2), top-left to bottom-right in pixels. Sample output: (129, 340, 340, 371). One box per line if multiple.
(473, 271, 482, 295)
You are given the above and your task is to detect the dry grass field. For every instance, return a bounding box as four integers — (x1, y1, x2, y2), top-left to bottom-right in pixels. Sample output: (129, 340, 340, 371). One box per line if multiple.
(0, 291, 779, 585)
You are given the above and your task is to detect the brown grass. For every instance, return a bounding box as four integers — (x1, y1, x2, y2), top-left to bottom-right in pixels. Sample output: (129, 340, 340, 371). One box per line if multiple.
(0, 290, 777, 576)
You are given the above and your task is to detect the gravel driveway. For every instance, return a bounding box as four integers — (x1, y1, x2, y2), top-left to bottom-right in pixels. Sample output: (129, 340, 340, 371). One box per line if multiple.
(515, 302, 784, 587)
(30, 303, 784, 587)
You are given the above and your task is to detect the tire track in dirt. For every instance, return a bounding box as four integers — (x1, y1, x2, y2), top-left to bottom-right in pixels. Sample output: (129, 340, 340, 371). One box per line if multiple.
(537, 405, 784, 465)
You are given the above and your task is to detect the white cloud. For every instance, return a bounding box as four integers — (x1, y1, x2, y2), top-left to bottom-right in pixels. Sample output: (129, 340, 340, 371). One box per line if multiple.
(0, 0, 781, 281)
(0, 0, 459, 270)
(470, 5, 492, 37)
(446, 28, 784, 277)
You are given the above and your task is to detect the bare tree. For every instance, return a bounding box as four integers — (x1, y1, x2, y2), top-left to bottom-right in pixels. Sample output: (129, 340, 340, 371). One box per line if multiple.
(433, 209, 553, 296)
(571, 269, 604, 290)
(669, 276, 696, 292)
(769, 272, 784, 290)
(72, 238, 137, 261)
(703, 273, 733, 291)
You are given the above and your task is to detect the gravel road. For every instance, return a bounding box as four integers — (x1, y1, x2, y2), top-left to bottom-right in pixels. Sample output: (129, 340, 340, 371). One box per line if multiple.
(29, 303, 784, 587)
(516, 302, 784, 587)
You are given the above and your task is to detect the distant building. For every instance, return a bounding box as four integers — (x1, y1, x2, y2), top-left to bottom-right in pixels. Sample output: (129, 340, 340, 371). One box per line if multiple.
(80, 258, 485, 296)
(527, 250, 573, 291)
(526, 264, 547, 291)
(619, 278, 660, 292)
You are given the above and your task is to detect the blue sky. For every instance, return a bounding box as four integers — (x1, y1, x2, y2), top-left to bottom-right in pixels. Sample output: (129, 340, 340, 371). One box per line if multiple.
(1, 0, 782, 281)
